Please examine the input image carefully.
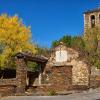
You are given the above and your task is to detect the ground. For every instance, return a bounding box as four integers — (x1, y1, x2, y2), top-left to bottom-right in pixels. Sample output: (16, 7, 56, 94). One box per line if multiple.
(1, 88, 100, 100)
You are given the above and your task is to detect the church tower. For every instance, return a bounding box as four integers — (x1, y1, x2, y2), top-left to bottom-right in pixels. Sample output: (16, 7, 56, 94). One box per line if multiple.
(84, 7, 100, 33)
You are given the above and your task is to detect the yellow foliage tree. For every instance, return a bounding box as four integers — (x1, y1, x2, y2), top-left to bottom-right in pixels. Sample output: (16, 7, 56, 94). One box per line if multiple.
(0, 14, 37, 69)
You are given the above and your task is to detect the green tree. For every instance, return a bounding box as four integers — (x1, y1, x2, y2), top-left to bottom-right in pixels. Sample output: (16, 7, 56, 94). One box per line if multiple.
(52, 40, 59, 48)
(51, 35, 85, 50)
(59, 35, 72, 47)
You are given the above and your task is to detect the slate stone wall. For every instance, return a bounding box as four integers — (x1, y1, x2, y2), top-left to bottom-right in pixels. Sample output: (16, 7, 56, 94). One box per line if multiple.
(0, 85, 16, 96)
(0, 58, 27, 96)
(0, 78, 16, 85)
(0, 78, 17, 96)
(44, 44, 90, 91)
(42, 66, 72, 92)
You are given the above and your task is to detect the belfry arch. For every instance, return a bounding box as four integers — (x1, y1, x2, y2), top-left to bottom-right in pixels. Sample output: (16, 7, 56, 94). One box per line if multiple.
(91, 15, 95, 28)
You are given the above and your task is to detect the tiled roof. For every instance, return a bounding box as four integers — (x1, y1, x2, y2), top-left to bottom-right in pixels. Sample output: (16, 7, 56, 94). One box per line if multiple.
(84, 7, 100, 14)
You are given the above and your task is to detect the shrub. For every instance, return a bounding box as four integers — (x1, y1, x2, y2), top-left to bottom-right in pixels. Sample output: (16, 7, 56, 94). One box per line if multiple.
(47, 89, 56, 96)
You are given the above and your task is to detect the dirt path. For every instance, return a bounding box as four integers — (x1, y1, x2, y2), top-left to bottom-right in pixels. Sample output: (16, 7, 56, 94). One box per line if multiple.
(0, 90, 100, 100)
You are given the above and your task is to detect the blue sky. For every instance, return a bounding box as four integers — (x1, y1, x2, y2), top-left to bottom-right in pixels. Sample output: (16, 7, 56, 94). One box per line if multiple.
(0, 0, 100, 47)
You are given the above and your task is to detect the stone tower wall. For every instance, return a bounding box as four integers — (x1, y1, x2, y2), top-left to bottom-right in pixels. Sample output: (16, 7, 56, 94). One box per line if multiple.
(84, 11, 100, 32)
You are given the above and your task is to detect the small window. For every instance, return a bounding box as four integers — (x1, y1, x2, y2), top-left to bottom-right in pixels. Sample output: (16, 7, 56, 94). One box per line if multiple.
(91, 15, 95, 28)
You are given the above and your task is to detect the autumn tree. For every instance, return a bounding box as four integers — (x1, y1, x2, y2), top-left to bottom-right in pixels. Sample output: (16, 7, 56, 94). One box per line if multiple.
(0, 14, 36, 69)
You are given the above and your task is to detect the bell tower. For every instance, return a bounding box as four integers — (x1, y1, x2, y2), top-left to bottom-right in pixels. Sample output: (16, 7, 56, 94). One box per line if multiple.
(84, 7, 100, 33)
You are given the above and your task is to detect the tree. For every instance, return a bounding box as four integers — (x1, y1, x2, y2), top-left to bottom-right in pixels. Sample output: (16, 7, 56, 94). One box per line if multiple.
(52, 35, 72, 48)
(51, 35, 85, 50)
(52, 40, 59, 48)
(36, 45, 50, 57)
(71, 36, 85, 50)
(59, 35, 72, 47)
(0, 14, 37, 69)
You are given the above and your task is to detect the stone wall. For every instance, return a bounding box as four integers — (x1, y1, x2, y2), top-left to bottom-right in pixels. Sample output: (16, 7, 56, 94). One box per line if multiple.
(72, 60, 89, 86)
(42, 66, 72, 92)
(0, 78, 16, 85)
(43, 44, 90, 91)
(84, 11, 100, 32)
(90, 67, 100, 88)
(90, 75, 100, 88)
(0, 85, 16, 96)
(0, 58, 27, 96)
(0, 78, 17, 96)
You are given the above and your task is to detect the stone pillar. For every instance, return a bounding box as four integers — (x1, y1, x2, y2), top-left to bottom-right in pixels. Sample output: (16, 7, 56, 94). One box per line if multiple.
(38, 62, 47, 85)
(16, 58, 27, 94)
(38, 64, 42, 85)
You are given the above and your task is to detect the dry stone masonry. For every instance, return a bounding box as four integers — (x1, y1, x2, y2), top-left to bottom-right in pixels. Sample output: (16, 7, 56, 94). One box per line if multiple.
(42, 42, 89, 91)
(84, 7, 100, 32)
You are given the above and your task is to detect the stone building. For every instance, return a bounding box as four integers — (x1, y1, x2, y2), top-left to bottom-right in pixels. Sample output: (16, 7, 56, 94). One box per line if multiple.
(42, 42, 90, 92)
(0, 52, 48, 96)
(83, 7, 100, 87)
(84, 7, 100, 32)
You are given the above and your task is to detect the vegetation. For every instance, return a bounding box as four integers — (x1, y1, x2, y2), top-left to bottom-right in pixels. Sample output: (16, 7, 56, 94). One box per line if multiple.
(0, 13, 99, 70)
(27, 61, 38, 71)
(84, 27, 100, 69)
(36, 45, 50, 57)
(0, 14, 37, 69)
(52, 35, 85, 51)
(47, 89, 56, 96)
(52, 27, 100, 69)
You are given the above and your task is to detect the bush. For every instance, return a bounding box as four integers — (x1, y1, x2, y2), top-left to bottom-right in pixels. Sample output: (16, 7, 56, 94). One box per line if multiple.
(47, 89, 56, 96)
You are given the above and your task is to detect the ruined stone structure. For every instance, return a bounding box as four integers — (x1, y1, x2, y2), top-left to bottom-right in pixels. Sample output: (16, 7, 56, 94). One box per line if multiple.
(0, 52, 48, 96)
(42, 42, 89, 91)
(84, 7, 100, 32)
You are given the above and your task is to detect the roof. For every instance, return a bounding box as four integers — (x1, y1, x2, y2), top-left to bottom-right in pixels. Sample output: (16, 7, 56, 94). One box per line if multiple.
(14, 52, 48, 63)
(84, 7, 100, 14)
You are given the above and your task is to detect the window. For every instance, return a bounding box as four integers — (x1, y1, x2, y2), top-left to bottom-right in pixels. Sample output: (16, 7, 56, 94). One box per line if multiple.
(91, 15, 95, 28)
